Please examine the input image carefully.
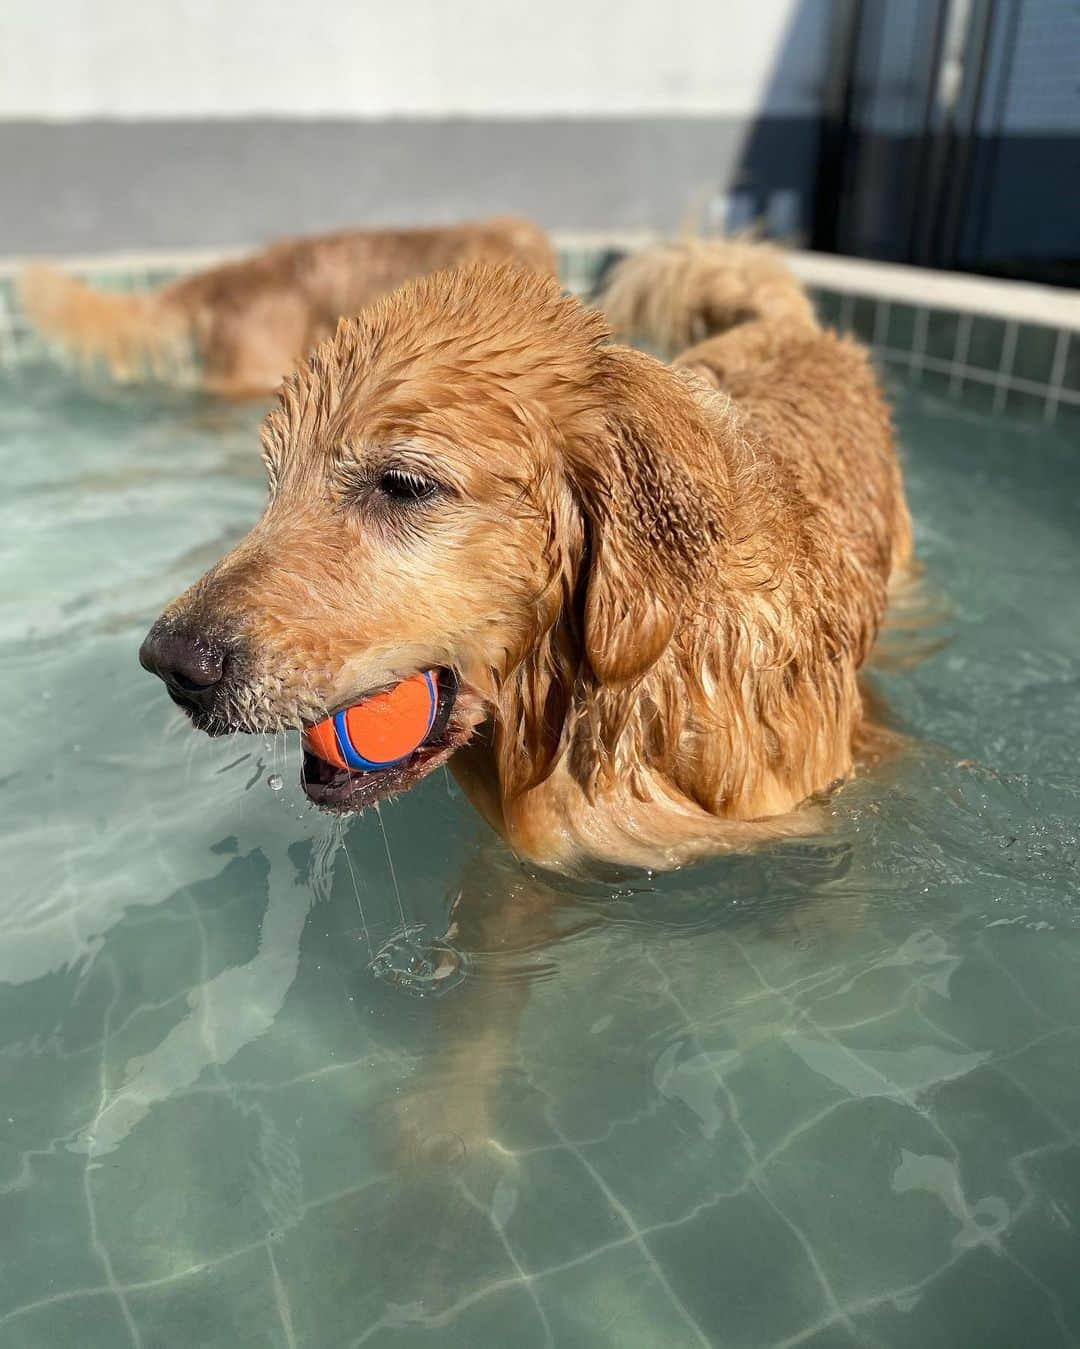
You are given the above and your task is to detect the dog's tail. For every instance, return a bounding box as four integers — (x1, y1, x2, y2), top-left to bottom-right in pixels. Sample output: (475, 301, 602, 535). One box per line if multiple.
(17, 265, 193, 381)
(598, 238, 816, 358)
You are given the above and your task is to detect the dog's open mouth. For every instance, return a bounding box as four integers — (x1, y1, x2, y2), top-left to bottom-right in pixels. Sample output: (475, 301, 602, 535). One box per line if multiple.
(300, 668, 471, 812)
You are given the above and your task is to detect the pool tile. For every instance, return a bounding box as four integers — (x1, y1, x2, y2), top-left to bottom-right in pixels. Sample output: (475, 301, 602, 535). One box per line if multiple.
(814, 290, 845, 330)
(1013, 322, 1061, 387)
(759, 1096, 964, 1304)
(124, 1245, 285, 1349)
(852, 1245, 1070, 1349)
(77, 1090, 285, 1287)
(965, 315, 1006, 375)
(998, 1030, 1080, 1131)
(1006, 388, 1049, 420)
(579, 1097, 751, 1228)
(724, 1036, 853, 1161)
(925, 1065, 1062, 1212)
(850, 295, 878, 345)
(3, 1294, 138, 1349)
(976, 929, 1080, 1029)
(1001, 1148, 1080, 1343)
(489, 1144, 627, 1274)
(886, 302, 918, 353)
(271, 1174, 515, 1343)
(914, 943, 1056, 1053)
(918, 368, 952, 400)
(646, 1185, 834, 1348)
(538, 1243, 711, 1349)
(925, 310, 964, 364)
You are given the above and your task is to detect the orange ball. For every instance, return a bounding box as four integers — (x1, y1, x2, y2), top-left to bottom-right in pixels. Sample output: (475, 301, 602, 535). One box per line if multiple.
(303, 671, 438, 771)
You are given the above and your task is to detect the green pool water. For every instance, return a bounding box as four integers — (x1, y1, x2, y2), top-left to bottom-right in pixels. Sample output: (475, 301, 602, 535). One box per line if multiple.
(1, 363, 1079, 1348)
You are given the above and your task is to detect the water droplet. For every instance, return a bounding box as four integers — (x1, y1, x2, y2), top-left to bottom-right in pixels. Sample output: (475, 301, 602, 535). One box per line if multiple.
(370, 926, 467, 998)
(267, 774, 283, 792)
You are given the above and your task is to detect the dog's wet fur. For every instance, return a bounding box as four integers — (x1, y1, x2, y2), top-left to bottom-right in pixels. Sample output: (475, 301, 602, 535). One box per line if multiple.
(140, 240, 912, 872)
(19, 216, 556, 398)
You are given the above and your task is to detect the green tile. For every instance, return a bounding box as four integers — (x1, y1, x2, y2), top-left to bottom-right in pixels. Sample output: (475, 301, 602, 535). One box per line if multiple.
(539, 1243, 710, 1349)
(1013, 322, 1060, 386)
(125, 1246, 286, 1349)
(1001, 1148, 1080, 1342)
(920, 368, 952, 400)
(850, 295, 878, 345)
(760, 1097, 963, 1304)
(925, 310, 964, 363)
(4, 1293, 136, 1349)
(580, 1098, 750, 1228)
(926, 1065, 1061, 1213)
(814, 290, 844, 330)
(966, 314, 1006, 374)
(1005, 387, 1049, 421)
(887, 302, 918, 353)
(493, 1144, 627, 1273)
(647, 1186, 833, 1348)
(854, 1246, 1068, 1349)
(998, 1030, 1080, 1129)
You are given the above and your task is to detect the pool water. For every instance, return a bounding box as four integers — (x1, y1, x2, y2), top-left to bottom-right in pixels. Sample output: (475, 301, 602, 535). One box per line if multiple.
(1, 363, 1079, 1349)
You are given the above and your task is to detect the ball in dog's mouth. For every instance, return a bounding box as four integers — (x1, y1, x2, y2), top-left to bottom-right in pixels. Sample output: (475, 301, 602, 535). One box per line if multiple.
(300, 668, 468, 812)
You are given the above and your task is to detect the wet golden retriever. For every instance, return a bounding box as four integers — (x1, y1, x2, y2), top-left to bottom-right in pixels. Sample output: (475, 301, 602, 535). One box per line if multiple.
(139, 240, 911, 872)
(19, 216, 555, 398)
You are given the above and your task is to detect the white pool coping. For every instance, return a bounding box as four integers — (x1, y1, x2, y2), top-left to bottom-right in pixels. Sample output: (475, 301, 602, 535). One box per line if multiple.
(2, 231, 1078, 332)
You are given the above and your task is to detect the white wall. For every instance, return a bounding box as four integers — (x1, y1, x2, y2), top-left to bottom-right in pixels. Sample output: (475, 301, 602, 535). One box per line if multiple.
(0, 0, 828, 119)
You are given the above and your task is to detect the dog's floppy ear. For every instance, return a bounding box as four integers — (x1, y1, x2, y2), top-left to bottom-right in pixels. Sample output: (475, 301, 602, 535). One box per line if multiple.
(566, 349, 722, 686)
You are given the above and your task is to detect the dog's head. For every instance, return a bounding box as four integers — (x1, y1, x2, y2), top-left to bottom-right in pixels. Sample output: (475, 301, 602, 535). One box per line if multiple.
(140, 264, 721, 812)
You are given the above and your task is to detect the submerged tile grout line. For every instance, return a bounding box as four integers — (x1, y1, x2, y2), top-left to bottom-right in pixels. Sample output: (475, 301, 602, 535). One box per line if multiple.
(83, 960, 146, 1349)
(993, 321, 1021, 417)
(640, 949, 861, 1342)
(455, 1178, 556, 1349)
(0, 1173, 396, 1335)
(949, 312, 974, 399)
(1045, 329, 1073, 424)
(538, 1110, 716, 1348)
(266, 1242, 299, 1349)
(726, 932, 1079, 1344)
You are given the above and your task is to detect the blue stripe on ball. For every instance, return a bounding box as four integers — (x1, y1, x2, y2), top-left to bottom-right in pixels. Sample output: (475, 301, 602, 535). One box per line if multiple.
(333, 673, 439, 771)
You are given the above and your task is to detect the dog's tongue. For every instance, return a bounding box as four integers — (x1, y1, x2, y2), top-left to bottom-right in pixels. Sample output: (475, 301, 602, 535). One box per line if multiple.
(303, 671, 439, 772)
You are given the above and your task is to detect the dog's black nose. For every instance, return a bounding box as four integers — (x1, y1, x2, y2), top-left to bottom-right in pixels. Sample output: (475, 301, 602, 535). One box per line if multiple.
(139, 625, 226, 708)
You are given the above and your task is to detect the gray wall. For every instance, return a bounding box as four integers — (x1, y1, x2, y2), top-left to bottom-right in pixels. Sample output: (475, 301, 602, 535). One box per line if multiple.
(0, 117, 824, 257)
(0, 0, 834, 256)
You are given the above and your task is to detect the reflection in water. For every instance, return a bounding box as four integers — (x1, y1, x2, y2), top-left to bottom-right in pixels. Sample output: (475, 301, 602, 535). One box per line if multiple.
(68, 835, 325, 1158)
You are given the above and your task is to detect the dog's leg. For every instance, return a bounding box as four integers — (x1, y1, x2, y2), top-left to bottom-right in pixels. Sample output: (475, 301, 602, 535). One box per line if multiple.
(377, 850, 588, 1172)
(363, 851, 590, 1311)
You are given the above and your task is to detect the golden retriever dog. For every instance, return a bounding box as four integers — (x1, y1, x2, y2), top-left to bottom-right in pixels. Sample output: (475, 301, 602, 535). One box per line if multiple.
(18, 216, 555, 398)
(138, 240, 912, 875)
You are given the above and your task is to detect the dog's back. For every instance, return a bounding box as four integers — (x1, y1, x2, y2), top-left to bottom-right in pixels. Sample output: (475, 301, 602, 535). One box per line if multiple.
(601, 238, 912, 586)
(19, 216, 556, 397)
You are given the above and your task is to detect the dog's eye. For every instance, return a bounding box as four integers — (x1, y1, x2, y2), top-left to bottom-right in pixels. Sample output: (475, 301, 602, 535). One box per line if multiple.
(377, 468, 439, 504)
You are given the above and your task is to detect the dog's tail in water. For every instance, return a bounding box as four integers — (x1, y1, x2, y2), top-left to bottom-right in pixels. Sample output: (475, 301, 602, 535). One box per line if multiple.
(597, 237, 816, 359)
(17, 265, 193, 382)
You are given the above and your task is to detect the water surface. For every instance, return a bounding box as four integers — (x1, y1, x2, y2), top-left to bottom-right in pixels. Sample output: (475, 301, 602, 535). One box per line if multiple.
(1, 366, 1079, 1347)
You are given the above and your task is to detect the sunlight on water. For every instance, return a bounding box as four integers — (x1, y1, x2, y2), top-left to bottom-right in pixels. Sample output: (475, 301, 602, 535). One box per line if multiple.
(1, 363, 1079, 1347)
